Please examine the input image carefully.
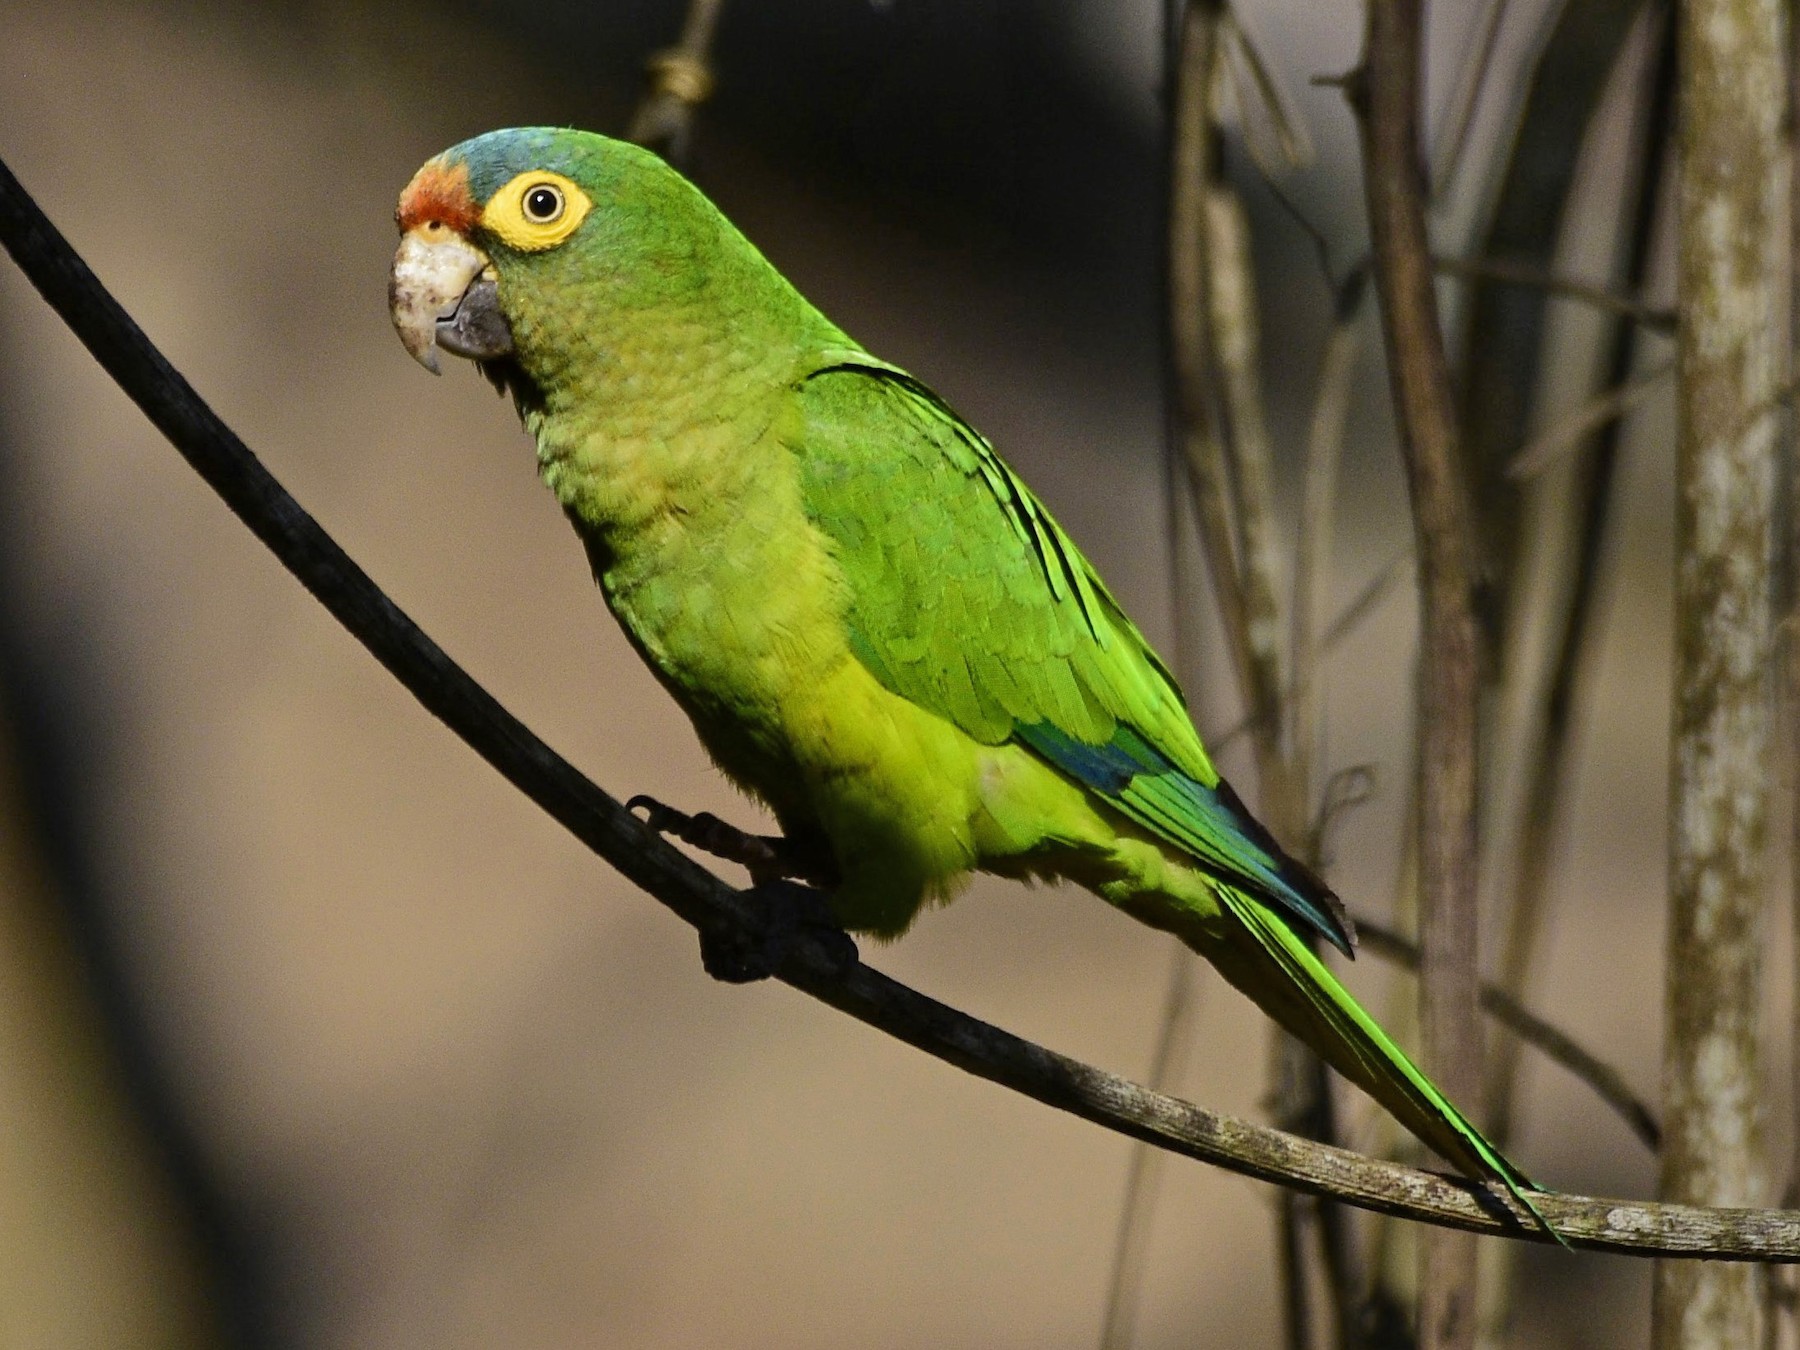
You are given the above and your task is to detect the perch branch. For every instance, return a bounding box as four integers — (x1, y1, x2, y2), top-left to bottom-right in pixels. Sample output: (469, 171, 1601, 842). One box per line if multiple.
(3, 151, 1798, 1262)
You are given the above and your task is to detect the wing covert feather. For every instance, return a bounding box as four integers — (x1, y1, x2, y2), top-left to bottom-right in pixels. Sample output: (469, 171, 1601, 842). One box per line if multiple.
(791, 359, 1199, 762)
(788, 357, 1352, 953)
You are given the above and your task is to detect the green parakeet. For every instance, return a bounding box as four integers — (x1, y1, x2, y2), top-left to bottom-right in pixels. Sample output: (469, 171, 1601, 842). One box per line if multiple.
(389, 126, 1545, 1220)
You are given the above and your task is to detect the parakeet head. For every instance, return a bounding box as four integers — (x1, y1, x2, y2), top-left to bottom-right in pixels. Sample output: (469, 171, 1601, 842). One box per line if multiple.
(387, 127, 714, 387)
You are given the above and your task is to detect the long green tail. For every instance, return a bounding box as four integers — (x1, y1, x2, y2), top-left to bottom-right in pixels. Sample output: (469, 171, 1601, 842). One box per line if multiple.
(1205, 884, 1558, 1241)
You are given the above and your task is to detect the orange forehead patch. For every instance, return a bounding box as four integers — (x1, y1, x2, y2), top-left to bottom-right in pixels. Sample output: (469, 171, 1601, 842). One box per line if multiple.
(395, 158, 480, 235)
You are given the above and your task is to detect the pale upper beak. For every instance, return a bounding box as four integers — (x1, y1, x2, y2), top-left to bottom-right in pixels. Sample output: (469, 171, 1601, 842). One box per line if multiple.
(388, 226, 515, 374)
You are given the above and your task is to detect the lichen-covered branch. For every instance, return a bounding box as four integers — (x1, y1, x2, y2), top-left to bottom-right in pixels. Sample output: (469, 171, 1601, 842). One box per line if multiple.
(1656, 0, 1784, 1344)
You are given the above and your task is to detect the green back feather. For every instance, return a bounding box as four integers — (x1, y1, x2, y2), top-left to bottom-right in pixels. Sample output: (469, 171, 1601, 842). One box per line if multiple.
(792, 357, 1351, 951)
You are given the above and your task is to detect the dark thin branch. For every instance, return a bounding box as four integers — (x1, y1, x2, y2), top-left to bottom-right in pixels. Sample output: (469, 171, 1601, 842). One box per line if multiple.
(625, 0, 728, 166)
(1354, 918, 1660, 1151)
(4, 150, 1799, 1262)
(1352, 4, 1485, 1344)
(1451, 0, 1652, 653)
(1487, 11, 1676, 1155)
(1432, 254, 1677, 334)
(1098, 945, 1198, 1350)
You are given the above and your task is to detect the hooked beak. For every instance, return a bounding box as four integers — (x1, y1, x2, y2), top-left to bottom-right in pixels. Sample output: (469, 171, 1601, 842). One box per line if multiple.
(388, 226, 515, 374)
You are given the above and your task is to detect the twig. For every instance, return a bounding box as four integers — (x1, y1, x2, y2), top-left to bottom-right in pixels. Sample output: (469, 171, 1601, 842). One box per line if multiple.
(1211, 549, 1414, 755)
(1168, 0, 1263, 759)
(1271, 239, 1368, 1350)
(1657, 0, 1783, 1340)
(1351, 4, 1484, 1345)
(1098, 945, 1199, 1350)
(1451, 0, 1656, 653)
(1290, 273, 1367, 817)
(1167, 8, 1343, 1341)
(625, 0, 728, 167)
(1433, 254, 1677, 334)
(1204, 184, 1296, 828)
(1217, 6, 1314, 175)
(1505, 359, 1673, 481)
(1430, 0, 1512, 200)
(7, 138, 1800, 1262)
(1486, 10, 1676, 1155)
(1353, 918, 1660, 1151)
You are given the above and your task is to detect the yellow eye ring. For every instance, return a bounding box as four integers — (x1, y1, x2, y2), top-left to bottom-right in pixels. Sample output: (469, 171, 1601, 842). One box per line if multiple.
(481, 171, 592, 252)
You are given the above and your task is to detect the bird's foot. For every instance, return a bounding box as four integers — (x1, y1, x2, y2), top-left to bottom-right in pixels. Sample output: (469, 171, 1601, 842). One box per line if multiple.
(699, 879, 859, 984)
(626, 795, 836, 886)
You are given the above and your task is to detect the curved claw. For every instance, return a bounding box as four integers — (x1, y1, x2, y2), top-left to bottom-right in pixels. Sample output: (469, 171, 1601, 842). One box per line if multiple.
(700, 880, 858, 984)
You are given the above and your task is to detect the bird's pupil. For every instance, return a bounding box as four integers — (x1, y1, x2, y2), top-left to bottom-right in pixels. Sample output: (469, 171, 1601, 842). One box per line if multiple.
(528, 187, 559, 220)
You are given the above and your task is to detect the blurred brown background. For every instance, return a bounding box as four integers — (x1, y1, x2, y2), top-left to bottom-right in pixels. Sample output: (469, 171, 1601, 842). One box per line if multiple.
(0, 1, 1775, 1346)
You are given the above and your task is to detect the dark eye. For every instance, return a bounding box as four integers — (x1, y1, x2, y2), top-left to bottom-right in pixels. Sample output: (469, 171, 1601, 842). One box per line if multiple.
(523, 184, 564, 224)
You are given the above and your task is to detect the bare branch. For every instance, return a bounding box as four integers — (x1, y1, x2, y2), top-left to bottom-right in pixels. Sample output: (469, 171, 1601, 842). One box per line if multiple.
(1353, 2, 1487, 1343)
(1505, 359, 1673, 481)
(1788, 0, 1800, 1334)
(1433, 253, 1677, 334)
(1204, 185, 1296, 825)
(1452, 0, 1653, 654)
(1212, 550, 1414, 756)
(1290, 275, 1367, 812)
(1217, 6, 1314, 175)
(1169, 10, 1344, 1336)
(1430, 0, 1512, 200)
(1354, 918, 1660, 1151)
(1168, 0, 1268, 763)
(1098, 946, 1199, 1350)
(1487, 14, 1676, 1160)
(625, 0, 728, 166)
(6, 140, 1800, 1264)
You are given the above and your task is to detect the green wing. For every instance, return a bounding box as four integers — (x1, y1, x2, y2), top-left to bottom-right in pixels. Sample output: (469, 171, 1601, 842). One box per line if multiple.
(788, 356, 1351, 952)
